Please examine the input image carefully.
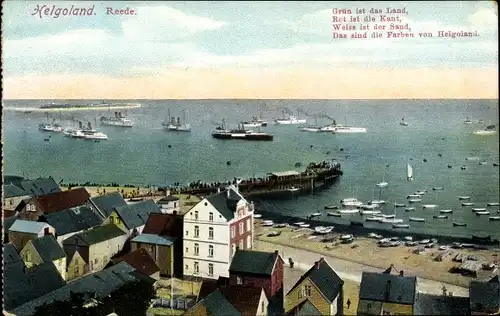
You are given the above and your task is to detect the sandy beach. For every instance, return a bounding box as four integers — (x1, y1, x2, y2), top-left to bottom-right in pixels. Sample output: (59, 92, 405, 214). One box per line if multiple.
(254, 220, 499, 289)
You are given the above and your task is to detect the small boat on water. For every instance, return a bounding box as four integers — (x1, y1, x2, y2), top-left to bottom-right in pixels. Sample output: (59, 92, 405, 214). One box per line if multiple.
(254, 214, 262, 218)
(462, 202, 474, 206)
(342, 201, 363, 207)
(324, 205, 338, 210)
(361, 204, 379, 210)
(299, 126, 321, 132)
(458, 196, 471, 200)
(453, 222, 467, 227)
(366, 216, 384, 222)
(394, 203, 406, 207)
(310, 212, 322, 217)
(299, 223, 310, 228)
(382, 218, 404, 224)
(489, 216, 500, 221)
(405, 207, 416, 212)
(376, 182, 388, 188)
(434, 215, 448, 219)
(393, 223, 410, 228)
(287, 187, 300, 192)
(294, 222, 305, 226)
(408, 199, 422, 203)
(409, 217, 425, 222)
(416, 191, 426, 195)
(382, 214, 395, 219)
(487, 202, 499, 206)
(400, 117, 408, 126)
(472, 208, 487, 212)
(423, 204, 438, 209)
(359, 210, 381, 215)
(407, 194, 421, 199)
(241, 116, 268, 128)
(341, 198, 359, 203)
(369, 200, 386, 205)
(473, 125, 497, 135)
(439, 209, 453, 214)
(327, 212, 342, 217)
(476, 211, 490, 216)
(314, 226, 334, 234)
(338, 209, 359, 214)
(433, 187, 444, 191)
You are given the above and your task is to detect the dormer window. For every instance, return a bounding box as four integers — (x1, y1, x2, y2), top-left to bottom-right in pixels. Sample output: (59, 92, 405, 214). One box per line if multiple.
(237, 276, 244, 284)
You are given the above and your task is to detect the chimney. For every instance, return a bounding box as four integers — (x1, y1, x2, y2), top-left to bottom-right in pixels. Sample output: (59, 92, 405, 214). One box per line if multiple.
(217, 187, 221, 194)
(315, 259, 323, 269)
(166, 189, 171, 196)
(384, 280, 392, 301)
(399, 270, 404, 277)
(274, 250, 279, 256)
(226, 188, 230, 198)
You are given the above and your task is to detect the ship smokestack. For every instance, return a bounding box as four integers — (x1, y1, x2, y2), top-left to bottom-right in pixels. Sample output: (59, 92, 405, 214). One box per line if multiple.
(177, 117, 181, 124)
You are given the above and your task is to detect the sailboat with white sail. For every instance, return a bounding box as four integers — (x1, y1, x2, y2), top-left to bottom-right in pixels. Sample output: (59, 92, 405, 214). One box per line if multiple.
(407, 164, 413, 182)
(381, 203, 404, 224)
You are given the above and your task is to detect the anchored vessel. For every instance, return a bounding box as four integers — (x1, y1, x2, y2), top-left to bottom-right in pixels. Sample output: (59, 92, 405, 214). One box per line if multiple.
(212, 121, 273, 141)
(163, 109, 191, 132)
(100, 111, 133, 127)
(181, 159, 343, 198)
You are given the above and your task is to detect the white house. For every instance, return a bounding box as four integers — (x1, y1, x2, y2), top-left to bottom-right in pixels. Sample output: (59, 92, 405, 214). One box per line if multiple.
(183, 185, 254, 280)
(156, 195, 181, 214)
(8, 220, 56, 250)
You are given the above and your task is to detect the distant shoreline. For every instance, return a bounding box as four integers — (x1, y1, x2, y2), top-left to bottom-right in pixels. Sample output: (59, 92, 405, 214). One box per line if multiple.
(5, 104, 141, 112)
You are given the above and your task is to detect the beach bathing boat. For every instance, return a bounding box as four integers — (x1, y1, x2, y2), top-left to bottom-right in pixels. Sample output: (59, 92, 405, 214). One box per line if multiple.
(472, 208, 487, 212)
(408, 199, 422, 203)
(423, 204, 438, 209)
(462, 202, 474, 206)
(453, 222, 467, 227)
(405, 207, 416, 212)
(459, 196, 471, 200)
(440, 209, 453, 214)
(393, 223, 410, 228)
(299, 223, 310, 228)
(434, 215, 448, 219)
(340, 234, 353, 240)
(476, 211, 490, 216)
(262, 220, 274, 227)
(314, 226, 334, 234)
(489, 216, 500, 221)
(327, 212, 342, 217)
(487, 202, 499, 207)
(338, 209, 359, 214)
(273, 223, 287, 228)
(409, 217, 425, 222)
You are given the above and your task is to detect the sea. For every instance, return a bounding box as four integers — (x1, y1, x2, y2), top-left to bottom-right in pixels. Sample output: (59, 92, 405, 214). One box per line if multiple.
(3, 99, 499, 239)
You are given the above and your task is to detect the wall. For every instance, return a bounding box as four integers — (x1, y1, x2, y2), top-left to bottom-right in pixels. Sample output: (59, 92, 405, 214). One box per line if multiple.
(357, 299, 383, 315)
(56, 231, 81, 246)
(183, 303, 208, 316)
(133, 242, 174, 277)
(9, 232, 38, 250)
(381, 302, 413, 315)
(88, 234, 128, 272)
(66, 251, 88, 281)
(3, 195, 30, 210)
(20, 242, 43, 268)
(257, 289, 270, 316)
(53, 257, 67, 280)
(102, 211, 129, 233)
(285, 277, 331, 316)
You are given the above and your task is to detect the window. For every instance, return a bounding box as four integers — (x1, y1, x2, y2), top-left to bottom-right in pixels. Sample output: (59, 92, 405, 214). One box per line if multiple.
(174, 202, 177, 208)
(208, 245, 214, 257)
(239, 240, 243, 249)
(231, 244, 236, 256)
(246, 219, 251, 231)
(75, 258, 79, 265)
(9, 199, 13, 205)
(185, 230, 189, 236)
(185, 247, 189, 253)
(75, 266, 79, 274)
(94, 258, 98, 265)
(194, 262, 199, 274)
(194, 226, 199, 238)
(302, 285, 312, 297)
(237, 276, 243, 284)
(208, 263, 214, 276)
(194, 243, 199, 256)
(239, 222, 244, 234)
(185, 264, 188, 270)
(231, 226, 235, 238)
(208, 227, 214, 239)
(367, 303, 372, 310)
(209, 212, 214, 221)
(194, 211, 199, 220)
(261, 301, 265, 313)
(246, 235, 252, 248)
(25, 253, 32, 262)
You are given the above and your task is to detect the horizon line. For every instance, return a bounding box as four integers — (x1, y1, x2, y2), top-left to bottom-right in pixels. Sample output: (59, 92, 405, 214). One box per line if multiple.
(3, 98, 499, 101)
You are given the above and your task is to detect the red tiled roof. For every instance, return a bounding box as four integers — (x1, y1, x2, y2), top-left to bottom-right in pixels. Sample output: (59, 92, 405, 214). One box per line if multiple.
(35, 188, 90, 213)
(142, 213, 183, 238)
(111, 248, 160, 276)
(3, 209, 17, 218)
(198, 280, 264, 315)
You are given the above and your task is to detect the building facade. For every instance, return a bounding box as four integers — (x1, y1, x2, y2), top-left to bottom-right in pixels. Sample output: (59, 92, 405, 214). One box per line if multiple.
(183, 186, 254, 279)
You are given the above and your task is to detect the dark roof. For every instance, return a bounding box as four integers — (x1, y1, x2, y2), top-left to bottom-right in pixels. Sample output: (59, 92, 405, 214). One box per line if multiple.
(63, 224, 126, 246)
(90, 192, 127, 217)
(470, 275, 500, 313)
(4, 261, 66, 311)
(35, 188, 90, 213)
(205, 189, 242, 221)
(42, 206, 104, 236)
(4, 243, 22, 265)
(158, 195, 180, 202)
(131, 234, 177, 246)
(200, 289, 242, 316)
(197, 281, 263, 315)
(111, 248, 160, 277)
(4, 216, 18, 232)
(113, 200, 161, 230)
(19, 177, 61, 197)
(3, 209, 18, 218)
(287, 258, 344, 303)
(9, 219, 52, 234)
(229, 249, 280, 276)
(4, 175, 25, 188)
(285, 299, 322, 316)
(414, 293, 470, 315)
(4, 184, 29, 198)
(359, 271, 417, 305)
(142, 213, 183, 237)
(31, 234, 67, 262)
(12, 262, 154, 316)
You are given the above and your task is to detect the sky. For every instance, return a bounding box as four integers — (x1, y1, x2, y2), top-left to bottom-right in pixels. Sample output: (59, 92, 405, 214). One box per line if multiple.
(2, 1, 498, 99)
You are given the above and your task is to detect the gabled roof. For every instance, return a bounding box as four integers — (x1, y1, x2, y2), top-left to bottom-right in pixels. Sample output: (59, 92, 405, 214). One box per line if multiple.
(111, 248, 160, 277)
(9, 220, 51, 234)
(204, 186, 246, 221)
(34, 188, 90, 213)
(197, 281, 263, 315)
(142, 213, 183, 237)
(4, 243, 22, 265)
(287, 258, 344, 303)
(199, 289, 242, 316)
(4, 184, 29, 198)
(132, 233, 177, 246)
(63, 224, 126, 246)
(11, 262, 154, 316)
(113, 200, 161, 230)
(90, 192, 127, 218)
(30, 234, 66, 262)
(414, 293, 470, 315)
(4, 261, 66, 311)
(157, 195, 180, 203)
(43, 206, 104, 236)
(470, 275, 500, 313)
(359, 269, 417, 305)
(229, 249, 280, 276)
(19, 177, 62, 197)
(4, 175, 25, 188)
(285, 299, 322, 316)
